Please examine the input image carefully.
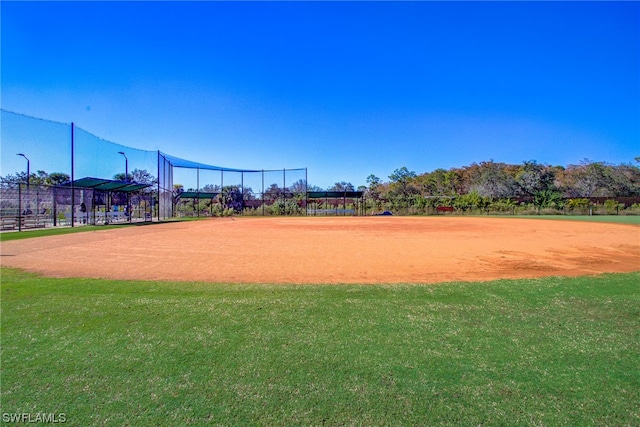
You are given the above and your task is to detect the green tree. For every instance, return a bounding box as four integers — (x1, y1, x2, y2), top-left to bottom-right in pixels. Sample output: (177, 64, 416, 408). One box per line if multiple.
(365, 174, 384, 212)
(471, 161, 518, 199)
(516, 161, 556, 197)
(45, 172, 70, 186)
(329, 181, 354, 191)
(388, 167, 417, 208)
(289, 179, 310, 194)
(264, 183, 284, 201)
(0, 170, 69, 187)
(113, 168, 157, 185)
(218, 186, 244, 212)
(533, 190, 563, 209)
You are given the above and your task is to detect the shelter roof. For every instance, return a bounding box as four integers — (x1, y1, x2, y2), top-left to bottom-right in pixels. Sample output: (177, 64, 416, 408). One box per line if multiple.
(178, 191, 219, 199)
(61, 177, 151, 193)
(307, 191, 364, 198)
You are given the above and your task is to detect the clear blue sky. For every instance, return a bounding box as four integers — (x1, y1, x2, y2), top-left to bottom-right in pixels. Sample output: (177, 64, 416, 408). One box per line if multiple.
(2, 1, 638, 190)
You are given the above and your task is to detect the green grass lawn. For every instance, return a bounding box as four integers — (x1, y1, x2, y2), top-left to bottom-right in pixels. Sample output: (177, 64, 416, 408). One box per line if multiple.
(506, 215, 640, 225)
(0, 217, 205, 242)
(1, 269, 638, 426)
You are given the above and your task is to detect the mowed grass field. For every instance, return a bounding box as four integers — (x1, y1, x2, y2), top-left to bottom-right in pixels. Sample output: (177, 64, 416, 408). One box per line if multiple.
(1, 268, 638, 426)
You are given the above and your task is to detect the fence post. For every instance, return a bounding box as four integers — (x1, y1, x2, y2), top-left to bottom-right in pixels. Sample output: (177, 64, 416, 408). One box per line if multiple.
(71, 122, 75, 227)
(18, 183, 22, 232)
(53, 186, 57, 226)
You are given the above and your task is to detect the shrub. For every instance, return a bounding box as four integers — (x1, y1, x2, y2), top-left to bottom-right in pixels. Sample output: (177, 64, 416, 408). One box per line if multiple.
(604, 199, 623, 214)
(533, 190, 564, 209)
(566, 198, 590, 211)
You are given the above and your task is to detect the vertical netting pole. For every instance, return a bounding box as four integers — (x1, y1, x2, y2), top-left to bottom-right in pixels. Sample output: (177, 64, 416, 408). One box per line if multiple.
(53, 186, 57, 226)
(262, 169, 265, 216)
(157, 151, 160, 221)
(170, 157, 174, 218)
(197, 167, 201, 217)
(305, 168, 308, 216)
(71, 122, 75, 227)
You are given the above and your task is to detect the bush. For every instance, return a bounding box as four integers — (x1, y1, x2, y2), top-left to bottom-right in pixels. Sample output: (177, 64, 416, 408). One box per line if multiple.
(604, 199, 624, 214)
(566, 198, 590, 211)
(533, 190, 564, 209)
(453, 192, 489, 211)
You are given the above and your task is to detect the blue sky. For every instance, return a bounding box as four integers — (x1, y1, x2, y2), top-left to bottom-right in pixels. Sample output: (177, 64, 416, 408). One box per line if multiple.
(2, 1, 638, 190)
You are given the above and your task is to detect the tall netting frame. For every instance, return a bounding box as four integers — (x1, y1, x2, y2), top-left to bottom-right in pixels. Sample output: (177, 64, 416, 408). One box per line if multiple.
(163, 152, 308, 217)
(1, 110, 307, 228)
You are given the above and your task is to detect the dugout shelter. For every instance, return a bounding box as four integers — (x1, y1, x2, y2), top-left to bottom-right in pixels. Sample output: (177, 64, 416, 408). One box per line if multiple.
(306, 191, 365, 216)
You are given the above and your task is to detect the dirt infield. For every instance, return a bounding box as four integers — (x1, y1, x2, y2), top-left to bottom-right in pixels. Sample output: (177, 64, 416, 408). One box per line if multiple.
(1, 217, 638, 284)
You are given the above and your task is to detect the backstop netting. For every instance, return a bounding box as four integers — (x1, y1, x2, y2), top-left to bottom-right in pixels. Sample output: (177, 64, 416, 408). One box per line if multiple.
(1, 110, 307, 228)
(164, 153, 307, 217)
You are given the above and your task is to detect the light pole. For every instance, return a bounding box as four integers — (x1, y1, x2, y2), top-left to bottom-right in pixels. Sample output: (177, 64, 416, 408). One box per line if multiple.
(118, 151, 130, 222)
(17, 153, 30, 189)
(118, 151, 128, 182)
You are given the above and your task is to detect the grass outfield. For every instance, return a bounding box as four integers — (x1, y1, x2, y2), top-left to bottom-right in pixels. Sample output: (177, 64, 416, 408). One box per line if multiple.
(504, 215, 640, 225)
(1, 269, 638, 426)
(0, 218, 205, 242)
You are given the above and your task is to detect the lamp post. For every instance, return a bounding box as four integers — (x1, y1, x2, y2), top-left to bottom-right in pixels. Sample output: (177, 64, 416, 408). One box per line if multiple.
(17, 153, 30, 189)
(118, 151, 128, 182)
(118, 151, 130, 222)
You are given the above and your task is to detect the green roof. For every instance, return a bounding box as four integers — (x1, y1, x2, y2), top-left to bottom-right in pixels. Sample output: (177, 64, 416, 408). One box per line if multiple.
(307, 191, 363, 198)
(178, 191, 219, 199)
(62, 177, 151, 193)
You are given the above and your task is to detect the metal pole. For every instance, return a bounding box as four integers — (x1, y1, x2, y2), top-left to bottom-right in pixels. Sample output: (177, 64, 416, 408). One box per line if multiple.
(53, 186, 57, 226)
(18, 184, 22, 231)
(157, 151, 161, 221)
(118, 152, 129, 222)
(16, 154, 30, 224)
(71, 122, 75, 227)
(305, 168, 308, 216)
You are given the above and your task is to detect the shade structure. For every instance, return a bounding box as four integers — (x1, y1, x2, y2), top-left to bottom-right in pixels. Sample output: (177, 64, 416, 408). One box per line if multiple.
(61, 177, 151, 192)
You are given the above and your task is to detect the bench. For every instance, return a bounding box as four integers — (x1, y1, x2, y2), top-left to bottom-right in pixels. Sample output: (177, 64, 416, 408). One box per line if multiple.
(0, 217, 47, 230)
(23, 219, 46, 229)
(1, 219, 17, 230)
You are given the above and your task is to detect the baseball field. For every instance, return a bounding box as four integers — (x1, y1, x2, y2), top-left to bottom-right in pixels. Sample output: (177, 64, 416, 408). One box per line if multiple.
(1, 216, 639, 425)
(1, 216, 638, 284)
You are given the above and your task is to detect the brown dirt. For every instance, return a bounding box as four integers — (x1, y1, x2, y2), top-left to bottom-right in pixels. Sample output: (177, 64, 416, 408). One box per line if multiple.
(1, 217, 638, 284)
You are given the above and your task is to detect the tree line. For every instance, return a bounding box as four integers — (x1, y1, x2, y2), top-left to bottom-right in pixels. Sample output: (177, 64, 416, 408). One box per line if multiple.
(359, 159, 640, 212)
(3, 159, 639, 214)
(0, 169, 157, 187)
